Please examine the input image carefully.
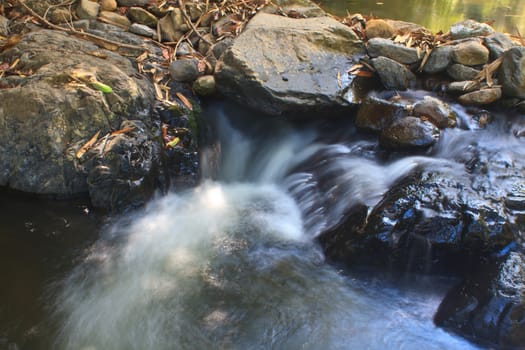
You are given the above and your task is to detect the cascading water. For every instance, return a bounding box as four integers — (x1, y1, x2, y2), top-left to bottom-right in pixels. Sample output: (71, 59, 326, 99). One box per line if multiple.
(52, 101, 481, 350)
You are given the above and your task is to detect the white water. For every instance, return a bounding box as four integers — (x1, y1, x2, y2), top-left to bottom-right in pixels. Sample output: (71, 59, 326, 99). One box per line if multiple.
(52, 103, 483, 350)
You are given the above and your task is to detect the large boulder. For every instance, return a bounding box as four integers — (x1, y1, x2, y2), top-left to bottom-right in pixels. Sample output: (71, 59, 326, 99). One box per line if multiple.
(499, 47, 525, 99)
(0, 30, 155, 199)
(215, 12, 365, 115)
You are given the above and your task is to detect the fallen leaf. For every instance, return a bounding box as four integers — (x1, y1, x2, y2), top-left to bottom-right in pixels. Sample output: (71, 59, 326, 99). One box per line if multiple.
(166, 137, 180, 148)
(76, 130, 101, 159)
(110, 127, 134, 135)
(90, 81, 113, 93)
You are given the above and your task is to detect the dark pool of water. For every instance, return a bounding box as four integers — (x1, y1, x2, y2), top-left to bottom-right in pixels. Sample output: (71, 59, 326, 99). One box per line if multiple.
(320, 0, 525, 35)
(0, 189, 100, 349)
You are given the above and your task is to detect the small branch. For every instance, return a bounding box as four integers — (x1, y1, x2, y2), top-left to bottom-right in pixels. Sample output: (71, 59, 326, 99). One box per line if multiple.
(17, 0, 149, 52)
(180, 0, 213, 46)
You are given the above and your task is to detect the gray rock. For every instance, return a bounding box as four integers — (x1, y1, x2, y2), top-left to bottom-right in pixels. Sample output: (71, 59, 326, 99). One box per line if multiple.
(451, 40, 489, 66)
(193, 75, 216, 96)
(215, 12, 365, 115)
(176, 42, 193, 56)
(0, 30, 155, 199)
(458, 87, 502, 105)
(117, 0, 149, 6)
(446, 80, 480, 94)
(447, 63, 480, 81)
(128, 7, 158, 28)
(0, 15, 9, 37)
(371, 56, 416, 90)
(450, 19, 495, 40)
(422, 45, 453, 74)
(355, 96, 407, 132)
(412, 96, 456, 128)
(169, 59, 199, 82)
(76, 0, 100, 20)
(129, 23, 158, 39)
(212, 38, 234, 59)
(484, 32, 516, 60)
(499, 47, 525, 99)
(367, 38, 420, 65)
(380, 116, 439, 149)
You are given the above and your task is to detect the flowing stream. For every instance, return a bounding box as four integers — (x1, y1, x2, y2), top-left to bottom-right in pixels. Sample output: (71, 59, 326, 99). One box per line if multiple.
(43, 100, 487, 350)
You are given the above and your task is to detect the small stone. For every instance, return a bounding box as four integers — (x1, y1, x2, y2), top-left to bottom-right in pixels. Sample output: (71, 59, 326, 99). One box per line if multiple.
(100, 0, 117, 12)
(186, 3, 203, 22)
(159, 9, 186, 42)
(484, 33, 516, 60)
(380, 116, 440, 150)
(128, 7, 158, 28)
(198, 34, 214, 55)
(0, 16, 9, 36)
(372, 56, 416, 91)
(355, 96, 407, 132)
(212, 38, 234, 59)
(450, 19, 495, 40)
(412, 96, 456, 128)
(48, 8, 72, 24)
(447, 64, 480, 81)
(176, 42, 193, 56)
(169, 59, 199, 82)
(452, 40, 489, 66)
(422, 46, 453, 74)
(116, 0, 149, 6)
(365, 19, 396, 39)
(99, 11, 131, 28)
(367, 38, 420, 65)
(129, 23, 158, 39)
(458, 87, 502, 105)
(499, 47, 525, 99)
(76, 0, 100, 20)
(193, 75, 216, 96)
(446, 81, 480, 94)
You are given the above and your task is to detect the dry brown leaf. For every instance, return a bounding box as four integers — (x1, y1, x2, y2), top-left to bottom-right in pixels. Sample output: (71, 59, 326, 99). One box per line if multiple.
(337, 71, 342, 88)
(76, 130, 101, 159)
(136, 51, 149, 63)
(110, 127, 134, 135)
(176, 92, 193, 110)
(354, 70, 373, 78)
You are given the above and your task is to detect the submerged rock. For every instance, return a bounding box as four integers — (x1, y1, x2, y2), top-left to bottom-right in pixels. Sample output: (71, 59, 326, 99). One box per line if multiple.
(0, 30, 155, 199)
(435, 251, 525, 349)
(355, 96, 407, 132)
(379, 116, 439, 150)
(215, 12, 365, 115)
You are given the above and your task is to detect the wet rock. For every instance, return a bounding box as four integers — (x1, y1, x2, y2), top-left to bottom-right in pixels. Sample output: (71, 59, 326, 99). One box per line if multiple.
(412, 96, 456, 128)
(458, 87, 502, 105)
(450, 19, 495, 40)
(215, 12, 364, 115)
(169, 59, 199, 82)
(128, 7, 158, 28)
(0, 15, 9, 37)
(422, 46, 453, 74)
(446, 63, 480, 81)
(484, 32, 516, 60)
(84, 120, 161, 211)
(499, 47, 525, 99)
(446, 80, 480, 94)
(193, 75, 216, 96)
(371, 56, 416, 91)
(117, 0, 149, 6)
(365, 19, 395, 39)
(435, 251, 525, 349)
(100, 0, 118, 12)
(129, 23, 158, 39)
(355, 96, 407, 132)
(379, 116, 439, 150)
(451, 40, 489, 66)
(76, 0, 100, 20)
(367, 38, 420, 65)
(99, 11, 132, 29)
(0, 30, 155, 198)
(159, 9, 186, 42)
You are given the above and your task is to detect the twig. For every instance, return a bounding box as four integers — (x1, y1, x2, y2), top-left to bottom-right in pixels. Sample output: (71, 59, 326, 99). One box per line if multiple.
(17, 0, 149, 52)
(179, 0, 212, 45)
